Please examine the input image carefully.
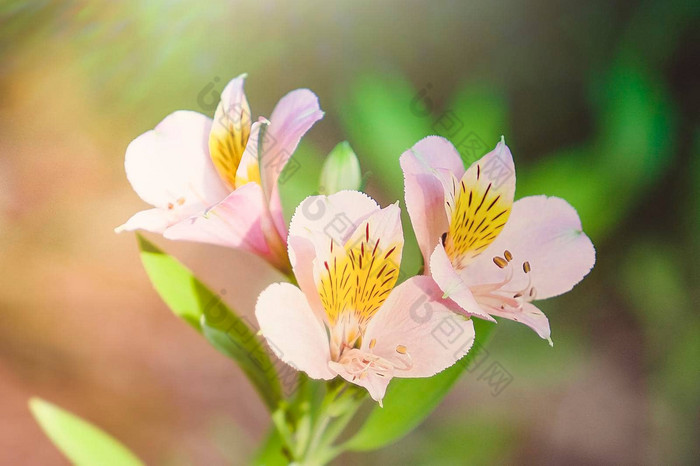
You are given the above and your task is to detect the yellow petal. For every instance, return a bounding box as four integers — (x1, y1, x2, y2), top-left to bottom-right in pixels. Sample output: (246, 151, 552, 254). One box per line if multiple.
(209, 76, 252, 189)
(318, 206, 403, 328)
(443, 140, 515, 270)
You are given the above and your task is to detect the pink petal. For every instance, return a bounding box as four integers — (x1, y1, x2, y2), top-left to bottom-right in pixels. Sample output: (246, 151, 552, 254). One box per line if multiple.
(364, 276, 476, 378)
(163, 182, 274, 263)
(116, 207, 192, 234)
(287, 191, 379, 323)
(267, 190, 288, 247)
(255, 283, 335, 380)
(124, 110, 229, 214)
(489, 302, 552, 344)
(232, 122, 290, 270)
(429, 243, 496, 321)
(400, 136, 465, 265)
(259, 89, 324, 237)
(209, 74, 252, 190)
(463, 195, 595, 300)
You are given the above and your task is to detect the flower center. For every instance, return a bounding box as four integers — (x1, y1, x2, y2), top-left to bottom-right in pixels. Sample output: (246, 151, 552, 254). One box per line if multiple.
(470, 249, 537, 313)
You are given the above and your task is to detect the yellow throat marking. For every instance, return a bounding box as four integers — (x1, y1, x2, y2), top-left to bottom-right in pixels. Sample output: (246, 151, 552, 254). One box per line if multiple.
(318, 223, 401, 328)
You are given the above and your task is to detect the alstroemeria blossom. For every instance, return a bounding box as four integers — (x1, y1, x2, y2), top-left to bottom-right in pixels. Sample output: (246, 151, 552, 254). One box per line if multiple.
(255, 191, 474, 404)
(116, 74, 324, 271)
(401, 136, 595, 344)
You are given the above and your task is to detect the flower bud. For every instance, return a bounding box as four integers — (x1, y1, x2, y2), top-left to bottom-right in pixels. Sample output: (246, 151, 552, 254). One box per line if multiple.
(319, 142, 362, 195)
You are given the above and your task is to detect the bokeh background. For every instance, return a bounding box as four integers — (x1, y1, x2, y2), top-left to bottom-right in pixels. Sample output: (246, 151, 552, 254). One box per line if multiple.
(1, 0, 698, 464)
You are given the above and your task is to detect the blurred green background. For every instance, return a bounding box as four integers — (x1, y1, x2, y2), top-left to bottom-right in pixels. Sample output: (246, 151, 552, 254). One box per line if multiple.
(1, 0, 698, 464)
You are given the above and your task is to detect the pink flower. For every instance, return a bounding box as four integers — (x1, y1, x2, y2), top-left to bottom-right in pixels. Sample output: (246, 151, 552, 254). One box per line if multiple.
(255, 191, 474, 404)
(401, 136, 595, 344)
(116, 74, 324, 272)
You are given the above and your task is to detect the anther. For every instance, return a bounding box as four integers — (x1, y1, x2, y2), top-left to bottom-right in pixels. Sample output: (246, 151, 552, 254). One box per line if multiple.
(504, 250, 513, 262)
(529, 287, 537, 298)
(523, 261, 531, 273)
(493, 256, 508, 268)
(513, 293, 522, 298)
(167, 202, 174, 210)
(177, 197, 186, 206)
(395, 345, 407, 354)
(369, 338, 376, 349)
(441, 232, 447, 246)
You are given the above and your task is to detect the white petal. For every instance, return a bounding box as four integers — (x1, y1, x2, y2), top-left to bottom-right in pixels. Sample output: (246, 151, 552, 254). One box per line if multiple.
(124, 110, 229, 213)
(255, 283, 335, 380)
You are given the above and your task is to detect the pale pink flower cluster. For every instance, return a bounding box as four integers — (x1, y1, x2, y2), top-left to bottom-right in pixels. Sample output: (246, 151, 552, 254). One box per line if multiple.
(119, 76, 595, 404)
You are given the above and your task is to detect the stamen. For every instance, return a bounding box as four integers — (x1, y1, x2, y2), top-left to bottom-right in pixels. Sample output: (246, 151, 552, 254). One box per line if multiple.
(341, 350, 396, 377)
(395, 345, 407, 354)
(493, 256, 508, 268)
(471, 252, 538, 315)
(394, 350, 413, 371)
(369, 338, 376, 349)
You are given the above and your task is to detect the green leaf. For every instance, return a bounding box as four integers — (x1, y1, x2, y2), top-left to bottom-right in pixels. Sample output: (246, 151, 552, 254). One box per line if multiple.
(344, 320, 495, 451)
(137, 234, 202, 330)
(137, 234, 282, 410)
(201, 317, 283, 411)
(29, 398, 144, 466)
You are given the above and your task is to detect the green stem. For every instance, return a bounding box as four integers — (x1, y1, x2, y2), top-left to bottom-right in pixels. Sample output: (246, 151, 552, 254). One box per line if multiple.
(300, 383, 366, 465)
(305, 413, 333, 463)
(303, 382, 344, 457)
(318, 400, 360, 451)
(271, 406, 296, 460)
